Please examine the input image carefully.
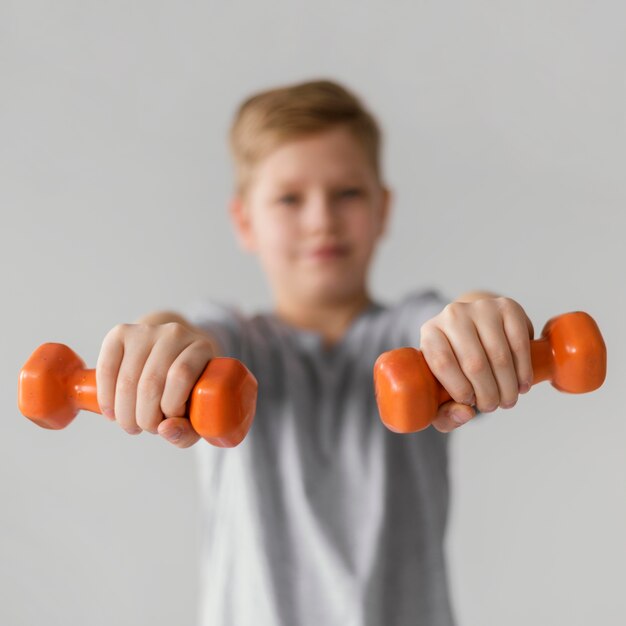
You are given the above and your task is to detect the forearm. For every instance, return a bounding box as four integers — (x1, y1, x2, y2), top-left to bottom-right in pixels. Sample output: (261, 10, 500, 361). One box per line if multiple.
(134, 310, 192, 326)
(453, 290, 501, 303)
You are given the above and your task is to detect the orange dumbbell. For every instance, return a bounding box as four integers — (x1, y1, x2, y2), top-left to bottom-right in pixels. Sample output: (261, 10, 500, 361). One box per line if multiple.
(373, 311, 607, 433)
(18, 342, 258, 447)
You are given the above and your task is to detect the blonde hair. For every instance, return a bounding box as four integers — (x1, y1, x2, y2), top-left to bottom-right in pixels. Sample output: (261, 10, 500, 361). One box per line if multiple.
(229, 79, 383, 198)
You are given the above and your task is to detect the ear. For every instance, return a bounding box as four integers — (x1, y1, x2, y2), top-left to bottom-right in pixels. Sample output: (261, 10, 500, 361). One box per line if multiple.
(377, 185, 392, 238)
(229, 195, 257, 253)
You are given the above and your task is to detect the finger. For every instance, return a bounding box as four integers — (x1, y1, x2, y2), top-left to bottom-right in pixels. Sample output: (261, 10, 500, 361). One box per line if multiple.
(501, 306, 534, 394)
(444, 316, 500, 413)
(135, 335, 196, 434)
(420, 326, 475, 405)
(160, 339, 215, 420)
(158, 417, 201, 448)
(431, 401, 476, 433)
(114, 336, 153, 434)
(473, 313, 520, 409)
(96, 329, 125, 421)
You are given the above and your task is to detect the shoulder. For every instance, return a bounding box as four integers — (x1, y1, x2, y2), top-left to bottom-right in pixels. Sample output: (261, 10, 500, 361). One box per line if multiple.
(395, 287, 452, 319)
(399, 287, 451, 307)
(388, 288, 452, 349)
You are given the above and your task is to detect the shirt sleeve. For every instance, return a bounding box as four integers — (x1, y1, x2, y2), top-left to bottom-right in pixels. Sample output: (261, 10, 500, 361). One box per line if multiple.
(397, 288, 453, 350)
(182, 296, 246, 362)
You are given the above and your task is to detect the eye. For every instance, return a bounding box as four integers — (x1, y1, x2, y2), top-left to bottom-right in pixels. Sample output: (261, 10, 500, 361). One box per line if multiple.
(338, 187, 362, 198)
(277, 194, 299, 206)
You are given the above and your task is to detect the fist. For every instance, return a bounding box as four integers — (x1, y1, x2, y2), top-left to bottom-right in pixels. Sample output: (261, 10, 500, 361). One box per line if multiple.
(96, 321, 217, 447)
(419, 296, 535, 433)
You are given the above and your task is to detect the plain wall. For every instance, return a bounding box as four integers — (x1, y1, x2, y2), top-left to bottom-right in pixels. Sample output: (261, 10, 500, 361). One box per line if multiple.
(2, 1, 624, 624)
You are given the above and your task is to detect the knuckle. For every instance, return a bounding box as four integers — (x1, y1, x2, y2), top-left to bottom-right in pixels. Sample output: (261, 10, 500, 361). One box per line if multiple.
(497, 296, 518, 312)
(418, 325, 435, 348)
(117, 372, 139, 394)
(490, 351, 511, 368)
(509, 338, 529, 354)
(193, 337, 215, 355)
(137, 371, 163, 397)
(109, 323, 130, 339)
(442, 302, 463, 318)
(162, 322, 188, 338)
(474, 296, 493, 307)
(429, 353, 455, 373)
(476, 300, 499, 317)
(133, 323, 154, 335)
(463, 356, 487, 376)
(419, 319, 434, 335)
(167, 360, 196, 386)
(454, 387, 475, 405)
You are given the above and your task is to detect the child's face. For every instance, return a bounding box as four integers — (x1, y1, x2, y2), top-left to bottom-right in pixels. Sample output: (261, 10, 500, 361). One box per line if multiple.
(230, 125, 391, 306)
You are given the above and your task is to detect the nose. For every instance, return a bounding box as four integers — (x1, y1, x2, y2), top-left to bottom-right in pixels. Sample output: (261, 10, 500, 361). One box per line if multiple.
(303, 192, 338, 233)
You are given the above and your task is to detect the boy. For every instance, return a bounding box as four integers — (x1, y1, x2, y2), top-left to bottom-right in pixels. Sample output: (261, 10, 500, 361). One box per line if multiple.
(96, 79, 534, 625)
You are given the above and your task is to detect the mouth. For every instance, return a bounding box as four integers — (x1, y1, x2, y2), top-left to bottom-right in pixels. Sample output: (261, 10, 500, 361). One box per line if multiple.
(308, 244, 349, 260)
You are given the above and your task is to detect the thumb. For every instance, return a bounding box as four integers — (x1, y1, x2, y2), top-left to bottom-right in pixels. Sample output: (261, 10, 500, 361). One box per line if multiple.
(158, 416, 201, 448)
(431, 400, 477, 433)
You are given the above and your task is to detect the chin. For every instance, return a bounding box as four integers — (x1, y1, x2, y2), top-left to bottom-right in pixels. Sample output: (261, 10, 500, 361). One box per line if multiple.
(304, 281, 356, 302)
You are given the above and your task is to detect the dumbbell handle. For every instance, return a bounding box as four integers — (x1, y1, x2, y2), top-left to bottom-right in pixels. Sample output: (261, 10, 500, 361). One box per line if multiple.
(18, 343, 258, 447)
(373, 311, 607, 433)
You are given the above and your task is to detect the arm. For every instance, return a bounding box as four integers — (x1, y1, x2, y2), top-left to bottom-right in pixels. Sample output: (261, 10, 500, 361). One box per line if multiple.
(454, 290, 501, 303)
(135, 310, 194, 326)
(134, 310, 224, 357)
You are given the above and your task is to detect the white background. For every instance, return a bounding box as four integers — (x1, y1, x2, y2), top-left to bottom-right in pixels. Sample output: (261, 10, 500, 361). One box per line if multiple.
(2, 1, 624, 624)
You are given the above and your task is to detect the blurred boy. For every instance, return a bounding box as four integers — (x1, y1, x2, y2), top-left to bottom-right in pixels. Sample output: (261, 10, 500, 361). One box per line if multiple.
(96, 79, 534, 625)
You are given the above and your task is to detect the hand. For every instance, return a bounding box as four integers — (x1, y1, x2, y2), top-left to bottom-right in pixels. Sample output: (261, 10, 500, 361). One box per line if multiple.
(419, 296, 535, 433)
(96, 322, 216, 447)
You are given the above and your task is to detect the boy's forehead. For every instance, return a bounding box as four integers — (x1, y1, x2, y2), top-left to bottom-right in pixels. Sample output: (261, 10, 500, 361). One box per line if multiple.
(269, 168, 366, 188)
(264, 129, 370, 170)
(257, 155, 373, 189)
(246, 127, 378, 195)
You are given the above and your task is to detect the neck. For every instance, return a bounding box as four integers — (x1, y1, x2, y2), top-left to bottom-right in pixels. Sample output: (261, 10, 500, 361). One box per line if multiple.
(273, 289, 374, 347)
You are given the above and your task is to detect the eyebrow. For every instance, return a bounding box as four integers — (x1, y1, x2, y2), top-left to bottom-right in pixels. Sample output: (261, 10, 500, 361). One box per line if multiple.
(273, 175, 365, 190)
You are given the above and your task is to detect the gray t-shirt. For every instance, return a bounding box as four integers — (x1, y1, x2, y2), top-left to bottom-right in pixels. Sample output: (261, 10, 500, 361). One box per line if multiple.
(185, 288, 456, 626)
